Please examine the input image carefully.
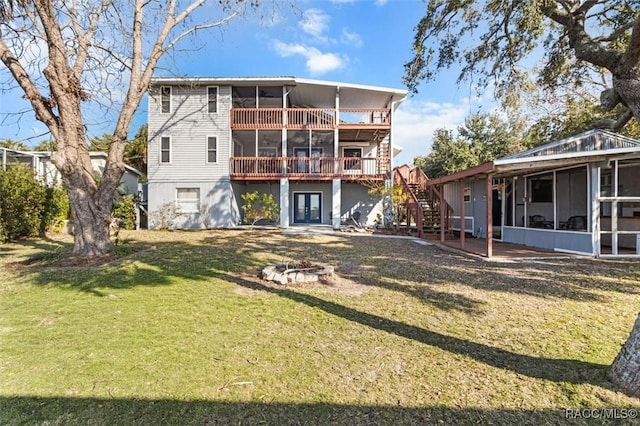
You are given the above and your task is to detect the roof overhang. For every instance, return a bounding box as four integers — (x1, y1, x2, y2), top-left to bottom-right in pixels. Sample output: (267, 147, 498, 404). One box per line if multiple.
(427, 162, 495, 185)
(149, 76, 408, 109)
(427, 147, 640, 185)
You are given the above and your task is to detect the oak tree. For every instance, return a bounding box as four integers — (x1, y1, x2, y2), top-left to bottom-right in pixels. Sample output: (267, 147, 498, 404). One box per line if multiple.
(0, 0, 251, 256)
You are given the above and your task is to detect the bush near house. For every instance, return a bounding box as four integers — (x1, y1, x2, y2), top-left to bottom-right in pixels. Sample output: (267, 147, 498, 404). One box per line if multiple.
(0, 164, 136, 240)
(0, 164, 48, 242)
(241, 191, 279, 226)
(112, 194, 136, 230)
(41, 186, 70, 233)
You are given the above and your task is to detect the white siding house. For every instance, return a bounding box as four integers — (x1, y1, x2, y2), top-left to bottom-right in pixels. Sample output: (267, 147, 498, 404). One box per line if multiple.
(146, 77, 407, 229)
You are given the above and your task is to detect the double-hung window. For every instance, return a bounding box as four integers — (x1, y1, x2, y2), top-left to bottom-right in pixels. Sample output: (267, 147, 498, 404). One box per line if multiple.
(207, 86, 218, 113)
(176, 188, 199, 213)
(160, 136, 171, 163)
(161, 86, 171, 114)
(207, 136, 218, 163)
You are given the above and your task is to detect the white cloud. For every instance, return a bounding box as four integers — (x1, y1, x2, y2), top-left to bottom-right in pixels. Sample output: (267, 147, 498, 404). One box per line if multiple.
(341, 28, 363, 48)
(393, 99, 471, 166)
(272, 40, 346, 75)
(299, 8, 330, 42)
(374, 0, 388, 5)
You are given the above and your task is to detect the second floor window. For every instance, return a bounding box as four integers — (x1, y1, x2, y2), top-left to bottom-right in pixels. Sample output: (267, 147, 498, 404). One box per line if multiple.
(161, 136, 171, 163)
(161, 86, 171, 113)
(207, 136, 218, 163)
(208, 87, 218, 113)
(343, 147, 362, 171)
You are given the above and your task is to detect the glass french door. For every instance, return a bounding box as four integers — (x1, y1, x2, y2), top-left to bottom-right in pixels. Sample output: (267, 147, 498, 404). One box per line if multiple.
(294, 148, 323, 173)
(294, 193, 322, 224)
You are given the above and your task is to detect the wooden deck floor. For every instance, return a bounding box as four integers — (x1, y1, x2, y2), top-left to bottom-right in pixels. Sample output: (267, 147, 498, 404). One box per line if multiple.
(421, 233, 573, 259)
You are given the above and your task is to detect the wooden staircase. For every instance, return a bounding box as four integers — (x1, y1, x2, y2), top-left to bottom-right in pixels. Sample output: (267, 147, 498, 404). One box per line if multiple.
(394, 165, 453, 237)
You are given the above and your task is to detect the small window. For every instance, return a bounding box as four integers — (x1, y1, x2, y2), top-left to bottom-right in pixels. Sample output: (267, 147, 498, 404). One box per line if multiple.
(160, 136, 171, 163)
(207, 136, 218, 163)
(463, 187, 471, 203)
(161, 86, 171, 114)
(207, 86, 218, 113)
(176, 188, 199, 213)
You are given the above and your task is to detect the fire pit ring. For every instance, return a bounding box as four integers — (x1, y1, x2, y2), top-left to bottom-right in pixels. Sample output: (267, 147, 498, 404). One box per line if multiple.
(260, 261, 334, 285)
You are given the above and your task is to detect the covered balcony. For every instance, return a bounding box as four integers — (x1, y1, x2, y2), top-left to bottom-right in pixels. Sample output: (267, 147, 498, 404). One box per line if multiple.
(229, 156, 389, 181)
(230, 108, 391, 130)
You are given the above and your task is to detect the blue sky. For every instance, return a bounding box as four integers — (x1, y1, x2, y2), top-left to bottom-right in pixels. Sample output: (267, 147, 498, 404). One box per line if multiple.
(0, 0, 491, 166)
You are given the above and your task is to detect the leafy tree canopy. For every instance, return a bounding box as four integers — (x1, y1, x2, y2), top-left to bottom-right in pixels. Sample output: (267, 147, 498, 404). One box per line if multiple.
(415, 112, 528, 178)
(0, 139, 28, 150)
(404, 1, 640, 131)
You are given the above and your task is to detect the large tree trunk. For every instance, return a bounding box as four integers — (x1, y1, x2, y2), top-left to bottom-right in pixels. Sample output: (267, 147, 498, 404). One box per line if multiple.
(66, 181, 114, 257)
(608, 313, 640, 397)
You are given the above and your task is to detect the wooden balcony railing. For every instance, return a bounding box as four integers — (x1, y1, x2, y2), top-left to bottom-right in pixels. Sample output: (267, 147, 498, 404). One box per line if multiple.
(230, 108, 390, 129)
(230, 156, 390, 180)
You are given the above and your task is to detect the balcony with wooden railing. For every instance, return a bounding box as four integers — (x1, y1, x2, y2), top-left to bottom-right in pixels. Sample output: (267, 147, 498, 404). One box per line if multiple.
(230, 108, 391, 130)
(229, 156, 390, 181)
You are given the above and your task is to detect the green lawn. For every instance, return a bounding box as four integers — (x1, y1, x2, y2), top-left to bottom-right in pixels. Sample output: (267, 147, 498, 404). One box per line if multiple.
(1, 230, 639, 425)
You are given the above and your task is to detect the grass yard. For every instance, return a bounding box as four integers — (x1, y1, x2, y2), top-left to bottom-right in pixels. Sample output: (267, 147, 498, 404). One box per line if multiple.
(1, 229, 639, 425)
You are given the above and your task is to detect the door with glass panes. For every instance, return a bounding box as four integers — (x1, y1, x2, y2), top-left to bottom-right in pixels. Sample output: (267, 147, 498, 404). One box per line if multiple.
(293, 193, 322, 224)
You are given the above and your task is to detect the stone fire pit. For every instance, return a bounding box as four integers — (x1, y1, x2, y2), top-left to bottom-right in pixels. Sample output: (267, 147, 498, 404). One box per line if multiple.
(260, 260, 334, 285)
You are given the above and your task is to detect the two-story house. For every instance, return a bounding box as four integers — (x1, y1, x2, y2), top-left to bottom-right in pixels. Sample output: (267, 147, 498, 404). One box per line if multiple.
(146, 77, 407, 229)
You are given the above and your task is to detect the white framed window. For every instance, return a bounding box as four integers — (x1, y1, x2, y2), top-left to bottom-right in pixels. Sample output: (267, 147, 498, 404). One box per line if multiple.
(207, 136, 218, 163)
(161, 86, 171, 114)
(207, 86, 218, 113)
(463, 187, 471, 203)
(160, 136, 171, 163)
(343, 147, 362, 171)
(176, 188, 199, 213)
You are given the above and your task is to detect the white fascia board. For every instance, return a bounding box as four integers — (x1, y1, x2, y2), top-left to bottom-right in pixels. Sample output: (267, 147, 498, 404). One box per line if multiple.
(150, 76, 298, 86)
(294, 77, 408, 98)
(149, 76, 408, 100)
(494, 147, 640, 166)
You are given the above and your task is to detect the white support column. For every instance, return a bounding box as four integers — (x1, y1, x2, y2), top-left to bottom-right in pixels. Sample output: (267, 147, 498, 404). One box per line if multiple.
(280, 178, 289, 228)
(612, 160, 619, 255)
(590, 164, 600, 257)
(334, 88, 340, 176)
(389, 99, 397, 174)
(332, 178, 341, 229)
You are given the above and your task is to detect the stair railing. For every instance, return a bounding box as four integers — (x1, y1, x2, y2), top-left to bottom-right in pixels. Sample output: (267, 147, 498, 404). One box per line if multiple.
(394, 166, 454, 234)
(393, 167, 424, 237)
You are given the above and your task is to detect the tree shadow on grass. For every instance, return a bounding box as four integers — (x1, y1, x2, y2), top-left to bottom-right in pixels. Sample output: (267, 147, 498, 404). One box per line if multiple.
(6, 230, 638, 307)
(0, 236, 69, 260)
(224, 273, 612, 388)
(0, 396, 592, 426)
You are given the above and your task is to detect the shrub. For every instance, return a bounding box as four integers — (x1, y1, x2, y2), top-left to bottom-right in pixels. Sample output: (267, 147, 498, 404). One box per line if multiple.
(41, 186, 70, 233)
(112, 194, 136, 230)
(149, 202, 182, 230)
(241, 191, 279, 227)
(0, 164, 47, 242)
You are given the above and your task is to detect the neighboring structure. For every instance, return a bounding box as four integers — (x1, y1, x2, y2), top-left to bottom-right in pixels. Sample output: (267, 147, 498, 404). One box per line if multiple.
(146, 77, 407, 229)
(0, 148, 142, 196)
(417, 130, 640, 258)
